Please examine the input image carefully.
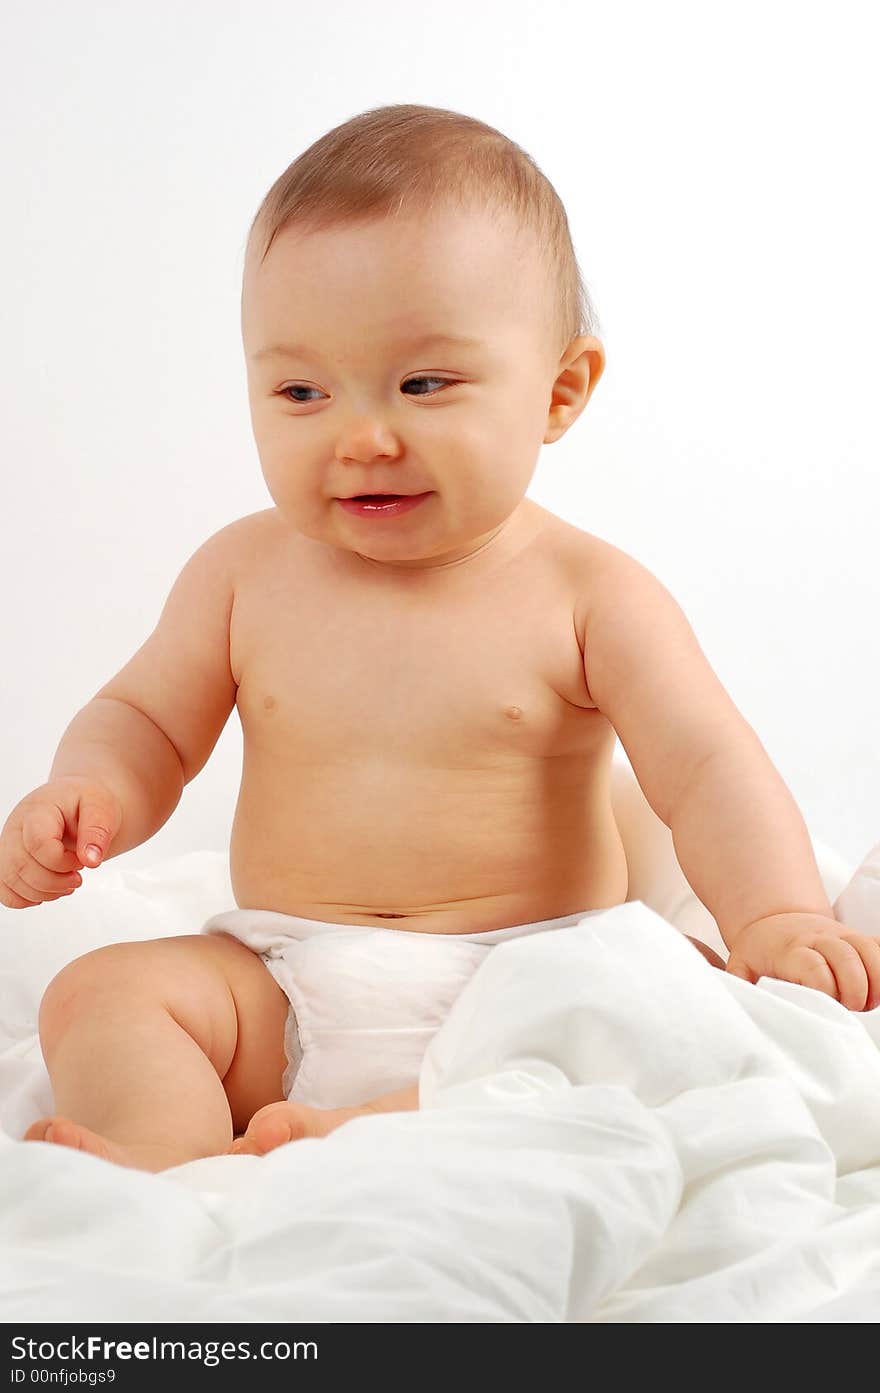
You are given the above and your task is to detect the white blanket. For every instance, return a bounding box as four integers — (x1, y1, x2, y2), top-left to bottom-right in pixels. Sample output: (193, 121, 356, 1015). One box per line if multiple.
(2, 849, 880, 1323)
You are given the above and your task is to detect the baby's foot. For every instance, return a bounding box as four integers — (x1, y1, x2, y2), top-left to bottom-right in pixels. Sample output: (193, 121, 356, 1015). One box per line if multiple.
(228, 1099, 365, 1156)
(23, 1115, 181, 1172)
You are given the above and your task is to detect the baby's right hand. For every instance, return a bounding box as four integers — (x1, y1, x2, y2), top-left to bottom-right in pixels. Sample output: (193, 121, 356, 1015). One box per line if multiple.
(0, 777, 122, 909)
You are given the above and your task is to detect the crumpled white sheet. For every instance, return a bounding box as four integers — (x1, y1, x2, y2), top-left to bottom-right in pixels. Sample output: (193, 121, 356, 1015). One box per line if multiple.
(2, 845, 880, 1323)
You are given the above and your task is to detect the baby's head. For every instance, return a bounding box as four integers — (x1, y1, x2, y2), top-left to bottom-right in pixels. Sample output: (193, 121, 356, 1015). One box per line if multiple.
(240, 104, 605, 571)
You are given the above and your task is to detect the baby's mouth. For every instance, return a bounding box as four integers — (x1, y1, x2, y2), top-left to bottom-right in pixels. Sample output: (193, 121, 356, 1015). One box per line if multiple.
(336, 492, 432, 516)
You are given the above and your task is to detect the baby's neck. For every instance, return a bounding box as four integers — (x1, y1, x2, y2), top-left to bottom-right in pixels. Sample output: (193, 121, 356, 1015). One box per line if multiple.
(347, 499, 545, 580)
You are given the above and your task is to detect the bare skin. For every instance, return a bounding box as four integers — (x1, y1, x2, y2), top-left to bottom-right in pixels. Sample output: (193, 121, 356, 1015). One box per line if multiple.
(25, 1083, 422, 1167)
(227, 500, 629, 930)
(26, 942, 724, 1169)
(227, 1083, 422, 1157)
(23, 207, 724, 1170)
(23, 503, 651, 1172)
(22, 503, 638, 1171)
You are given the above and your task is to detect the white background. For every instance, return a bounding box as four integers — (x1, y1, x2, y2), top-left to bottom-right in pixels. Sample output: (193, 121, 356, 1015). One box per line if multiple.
(1, 0, 877, 874)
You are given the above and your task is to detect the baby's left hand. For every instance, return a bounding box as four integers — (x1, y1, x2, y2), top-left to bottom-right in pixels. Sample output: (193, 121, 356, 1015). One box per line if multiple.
(725, 912, 880, 1011)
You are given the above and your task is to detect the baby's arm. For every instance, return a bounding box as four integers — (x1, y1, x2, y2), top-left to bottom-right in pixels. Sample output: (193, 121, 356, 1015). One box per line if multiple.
(582, 547, 880, 1009)
(47, 525, 237, 861)
(48, 698, 185, 860)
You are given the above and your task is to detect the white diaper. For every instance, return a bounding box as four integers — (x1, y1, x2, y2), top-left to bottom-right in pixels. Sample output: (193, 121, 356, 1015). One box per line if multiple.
(200, 906, 601, 1109)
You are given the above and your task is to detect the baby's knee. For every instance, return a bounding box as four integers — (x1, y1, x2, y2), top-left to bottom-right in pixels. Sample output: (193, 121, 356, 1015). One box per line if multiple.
(37, 942, 158, 1049)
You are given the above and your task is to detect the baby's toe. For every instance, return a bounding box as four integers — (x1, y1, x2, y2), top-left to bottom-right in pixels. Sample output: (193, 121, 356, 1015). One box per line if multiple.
(231, 1101, 318, 1156)
(24, 1117, 83, 1146)
(250, 1105, 303, 1153)
(23, 1117, 54, 1142)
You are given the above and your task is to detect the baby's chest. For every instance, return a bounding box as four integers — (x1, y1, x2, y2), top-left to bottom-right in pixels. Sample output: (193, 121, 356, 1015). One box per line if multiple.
(233, 572, 602, 766)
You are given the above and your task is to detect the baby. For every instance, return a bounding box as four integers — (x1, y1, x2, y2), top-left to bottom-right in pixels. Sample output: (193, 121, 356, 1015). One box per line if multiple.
(3, 105, 878, 1173)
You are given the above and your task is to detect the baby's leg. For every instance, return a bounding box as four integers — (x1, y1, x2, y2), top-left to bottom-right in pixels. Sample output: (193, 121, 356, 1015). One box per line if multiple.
(23, 933, 288, 1172)
(231, 1082, 421, 1156)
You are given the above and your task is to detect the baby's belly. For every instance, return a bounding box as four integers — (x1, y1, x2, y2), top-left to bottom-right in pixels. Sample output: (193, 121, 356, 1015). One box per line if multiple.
(228, 755, 629, 934)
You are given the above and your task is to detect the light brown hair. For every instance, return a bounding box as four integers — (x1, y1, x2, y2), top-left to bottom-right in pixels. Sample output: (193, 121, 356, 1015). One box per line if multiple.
(244, 103, 601, 356)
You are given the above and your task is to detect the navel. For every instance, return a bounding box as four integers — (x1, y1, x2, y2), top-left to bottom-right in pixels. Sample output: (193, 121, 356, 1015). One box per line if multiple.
(263, 695, 277, 713)
(504, 704, 523, 721)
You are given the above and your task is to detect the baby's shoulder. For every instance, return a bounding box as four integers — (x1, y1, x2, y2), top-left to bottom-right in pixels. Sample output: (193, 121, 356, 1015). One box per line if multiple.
(213, 508, 295, 580)
(221, 507, 283, 552)
(533, 508, 657, 641)
(531, 503, 635, 586)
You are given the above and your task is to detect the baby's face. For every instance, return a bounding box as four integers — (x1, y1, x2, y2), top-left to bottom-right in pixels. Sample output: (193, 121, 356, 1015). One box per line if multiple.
(241, 203, 597, 570)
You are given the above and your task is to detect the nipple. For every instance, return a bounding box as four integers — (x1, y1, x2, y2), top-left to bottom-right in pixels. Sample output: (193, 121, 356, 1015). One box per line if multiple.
(504, 705, 523, 721)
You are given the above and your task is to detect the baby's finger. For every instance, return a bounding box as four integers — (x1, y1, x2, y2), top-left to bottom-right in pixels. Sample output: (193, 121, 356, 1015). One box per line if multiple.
(20, 806, 80, 872)
(781, 944, 839, 1000)
(228, 1135, 261, 1156)
(5, 861, 81, 904)
(0, 880, 38, 910)
(809, 935, 871, 1012)
(0, 877, 77, 907)
(724, 952, 758, 984)
(837, 932, 880, 1012)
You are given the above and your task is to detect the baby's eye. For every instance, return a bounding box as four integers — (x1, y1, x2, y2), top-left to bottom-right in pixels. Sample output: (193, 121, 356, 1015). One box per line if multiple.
(279, 384, 322, 404)
(277, 377, 455, 404)
(401, 376, 454, 396)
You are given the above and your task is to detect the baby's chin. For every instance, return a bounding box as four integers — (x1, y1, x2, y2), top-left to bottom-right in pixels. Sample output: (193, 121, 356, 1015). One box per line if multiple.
(277, 496, 526, 571)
